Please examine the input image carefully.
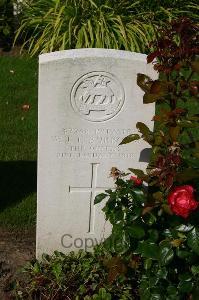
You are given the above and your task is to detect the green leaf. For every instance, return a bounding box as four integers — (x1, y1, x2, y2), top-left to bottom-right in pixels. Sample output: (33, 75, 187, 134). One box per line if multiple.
(176, 249, 190, 259)
(191, 265, 199, 275)
(98, 288, 111, 299)
(176, 224, 194, 233)
(127, 225, 145, 239)
(148, 229, 159, 242)
(136, 241, 159, 260)
(114, 209, 124, 221)
(136, 122, 152, 137)
(113, 232, 130, 254)
(32, 261, 41, 274)
(132, 188, 145, 203)
(159, 246, 174, 265)
(145, 213, 157, 226)
(151, 294, 162, 300)
(131, 207, 143, 220)
(105, 189, 113, 194)
(136, 123, 153, 144)
(94, 193, 107, 204)
(143, 93, 162, 103)
(186, 115, 199, 122)
(179, 273, 192, 282)
(144, 258, 152, 270)
(163, 229, 172, 238)
(52, 262, 62, 281)
(139, 280, 151, 300)
(149, 276, 159, 286)
(178, 281, 193, 293)
(187, 228, 199, 255)
(184, 156, 199, 168)
(156, 267, 168, 279)
(137, 73, 152, 93)
(167, 285, 178, 298)
(119, 134, 140, 145)
(177, 120, 199, 128)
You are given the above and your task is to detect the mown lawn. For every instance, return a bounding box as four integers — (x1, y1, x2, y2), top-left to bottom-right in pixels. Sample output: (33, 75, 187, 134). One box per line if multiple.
(0, 56, 37, 228)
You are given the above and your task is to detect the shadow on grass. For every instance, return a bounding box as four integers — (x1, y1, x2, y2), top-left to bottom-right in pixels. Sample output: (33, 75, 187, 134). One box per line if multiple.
(0, 161, 37, 211)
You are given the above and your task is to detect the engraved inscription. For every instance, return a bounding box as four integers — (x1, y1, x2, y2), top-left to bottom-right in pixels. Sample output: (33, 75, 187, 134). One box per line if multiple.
(52, 128, 135, 160)
(69, 163, 112, 233)
(70, 72, 125, 122)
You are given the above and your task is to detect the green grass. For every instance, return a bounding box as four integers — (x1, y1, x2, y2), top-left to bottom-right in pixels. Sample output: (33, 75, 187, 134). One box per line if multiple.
(0, 56, 37, 228)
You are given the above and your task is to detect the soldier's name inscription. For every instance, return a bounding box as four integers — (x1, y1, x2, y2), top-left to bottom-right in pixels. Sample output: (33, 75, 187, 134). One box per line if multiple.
(52, 127, 134, 160)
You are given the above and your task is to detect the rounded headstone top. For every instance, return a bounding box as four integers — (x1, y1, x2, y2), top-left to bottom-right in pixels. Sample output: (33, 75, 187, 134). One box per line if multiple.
(39, 48, 147, 64)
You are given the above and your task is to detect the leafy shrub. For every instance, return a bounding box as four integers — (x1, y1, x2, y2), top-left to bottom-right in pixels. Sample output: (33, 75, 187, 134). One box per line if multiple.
(15, 0, 199, 56)
(95, 18, 199, 300)
(0, 0, 14, 50)
(13, 249, 138, 299)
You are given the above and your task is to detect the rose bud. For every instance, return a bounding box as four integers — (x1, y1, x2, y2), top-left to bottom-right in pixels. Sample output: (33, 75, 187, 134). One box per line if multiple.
(168, 185, 198, 218)
(130, 176, 143, 186)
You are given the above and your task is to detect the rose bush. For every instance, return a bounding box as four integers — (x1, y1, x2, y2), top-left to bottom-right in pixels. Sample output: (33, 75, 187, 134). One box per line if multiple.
(95, 18, 199, 300)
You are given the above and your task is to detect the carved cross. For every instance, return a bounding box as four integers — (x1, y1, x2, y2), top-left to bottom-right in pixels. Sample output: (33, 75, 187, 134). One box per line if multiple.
(69, 163, 111, 233)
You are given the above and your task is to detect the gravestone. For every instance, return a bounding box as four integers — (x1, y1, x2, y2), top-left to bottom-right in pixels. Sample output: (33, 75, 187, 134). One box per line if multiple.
(37, 49, 157, 258)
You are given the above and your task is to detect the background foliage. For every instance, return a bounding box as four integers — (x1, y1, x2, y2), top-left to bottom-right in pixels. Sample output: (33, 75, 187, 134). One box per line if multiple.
(15, 0, 199, 56)
(0, 0, 14, 50)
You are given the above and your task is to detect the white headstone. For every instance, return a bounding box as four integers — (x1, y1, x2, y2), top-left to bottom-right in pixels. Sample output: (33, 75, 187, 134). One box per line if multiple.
(37, 49, 157, 258)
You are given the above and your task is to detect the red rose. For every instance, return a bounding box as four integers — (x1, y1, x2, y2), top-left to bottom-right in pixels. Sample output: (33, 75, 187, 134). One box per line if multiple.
(168, 185, 198, 218)
(130, 176, 143, 186)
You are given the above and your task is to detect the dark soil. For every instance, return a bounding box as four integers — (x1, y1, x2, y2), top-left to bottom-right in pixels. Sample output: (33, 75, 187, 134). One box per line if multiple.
(0, 227, 35, 299)
(0, 46, 23, 57)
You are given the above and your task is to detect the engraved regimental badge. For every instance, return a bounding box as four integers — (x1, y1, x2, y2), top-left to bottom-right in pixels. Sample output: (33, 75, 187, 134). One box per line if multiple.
(71, 71, 125, 122)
